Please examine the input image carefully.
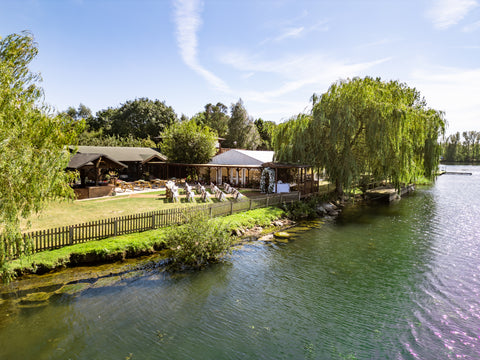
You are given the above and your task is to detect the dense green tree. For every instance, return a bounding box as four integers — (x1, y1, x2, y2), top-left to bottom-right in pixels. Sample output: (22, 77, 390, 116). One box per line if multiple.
(96, 98, 177, 139)
(273, 114, 313, 163)
(274, 77, 445, 194)
(254, 118, 277, 150)
(65, 103, 92, 122)
(224, 99, 261, 149)
(0, 32, 82, 280)
(192, 102, 230, 139)
(443, 132, 461, 162)
(442, 130, 480, 162)
(77, 131, 156, 147)
(160, 119, 217, 164)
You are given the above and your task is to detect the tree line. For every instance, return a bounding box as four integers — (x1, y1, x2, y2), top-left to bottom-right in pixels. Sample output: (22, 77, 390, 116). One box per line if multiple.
(66, 98, 277, 163)
(441, 131, 480, 162)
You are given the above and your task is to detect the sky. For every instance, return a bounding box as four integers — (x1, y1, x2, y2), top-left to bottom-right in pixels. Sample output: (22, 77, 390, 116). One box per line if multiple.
(1, 0, 479, 135)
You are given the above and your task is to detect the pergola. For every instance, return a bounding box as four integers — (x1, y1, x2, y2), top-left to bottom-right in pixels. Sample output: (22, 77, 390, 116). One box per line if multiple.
(262, 162, 317, 194)
(67, 153, 127, 186)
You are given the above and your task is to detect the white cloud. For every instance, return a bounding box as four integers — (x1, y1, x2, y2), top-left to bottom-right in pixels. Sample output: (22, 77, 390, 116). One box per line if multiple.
(409, 66, 480, 134)
(173, 0, 230, 92)
(427, 0, 478, 29)
(221, 51, 390, 103)
(274, 26, 305, 42)
(260, 20, 329, 46)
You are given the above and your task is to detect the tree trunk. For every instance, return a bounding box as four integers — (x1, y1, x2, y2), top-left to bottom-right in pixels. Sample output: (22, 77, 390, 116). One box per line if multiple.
(335, 179, 344, 195)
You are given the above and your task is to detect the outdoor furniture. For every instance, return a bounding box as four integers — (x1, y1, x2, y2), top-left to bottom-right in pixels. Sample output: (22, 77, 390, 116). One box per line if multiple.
(132, 180, 151, 190)
(151, 179, 165, 188)
(119, 181, 135, 192)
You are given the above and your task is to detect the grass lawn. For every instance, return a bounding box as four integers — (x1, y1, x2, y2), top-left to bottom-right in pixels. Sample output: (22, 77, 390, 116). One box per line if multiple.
(10, 207, 287, 277)
(22, 190, 226, 232)
(21, 182, 333, 233)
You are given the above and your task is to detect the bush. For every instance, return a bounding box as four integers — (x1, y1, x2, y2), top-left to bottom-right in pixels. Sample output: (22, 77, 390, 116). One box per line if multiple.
(282, 196, 324, 220)
(165, 211, 233, 268)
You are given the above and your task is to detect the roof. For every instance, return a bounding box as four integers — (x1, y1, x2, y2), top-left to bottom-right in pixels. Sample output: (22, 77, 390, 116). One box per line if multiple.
(209, 149, 274, 166)
(75, 146, 167, 163)
(67, 153, 127, 169)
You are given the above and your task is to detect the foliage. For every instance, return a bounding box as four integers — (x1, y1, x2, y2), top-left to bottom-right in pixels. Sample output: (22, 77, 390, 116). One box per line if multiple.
(224, 99, 261, 149)
(93, 97, 177, 139)
(0, 32, 83, 281)
(192, 102, 230, 138)
(160, 119, 217, 163)
(273, 113, 313, 164)
(282, 198, 319, 220)
(254, 118, 277, 150)
(64, 103, 93, 122)
(274, 77, 445, 194)
(441, 131, 480, 162)
(77, 130, 156, 147)
(165, 211, 233, 268)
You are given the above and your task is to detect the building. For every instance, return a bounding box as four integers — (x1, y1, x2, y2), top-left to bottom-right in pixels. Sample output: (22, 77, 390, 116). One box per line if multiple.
(73, 146, 167, 180)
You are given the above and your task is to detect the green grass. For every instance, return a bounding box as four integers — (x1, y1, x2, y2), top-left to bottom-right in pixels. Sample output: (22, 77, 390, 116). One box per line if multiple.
(9, 206, 288, 276)
(21, 190, 225, 232)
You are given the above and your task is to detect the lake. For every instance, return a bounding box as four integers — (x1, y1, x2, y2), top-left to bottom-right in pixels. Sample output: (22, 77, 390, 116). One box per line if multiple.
(1, 164, 479, 359)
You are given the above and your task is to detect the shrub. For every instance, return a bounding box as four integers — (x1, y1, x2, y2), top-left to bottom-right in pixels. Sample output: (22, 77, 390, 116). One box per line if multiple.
(165, 211, 233, 268)
(282, 196, 324, 220)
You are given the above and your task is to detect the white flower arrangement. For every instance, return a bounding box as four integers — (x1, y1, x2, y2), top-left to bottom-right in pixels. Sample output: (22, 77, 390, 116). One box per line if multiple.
(260, 167, 275, 194)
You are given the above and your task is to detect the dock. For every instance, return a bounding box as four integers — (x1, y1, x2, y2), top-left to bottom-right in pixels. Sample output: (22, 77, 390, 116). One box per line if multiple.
(365, 184, 415, 202)
(443, 171, 472, 175)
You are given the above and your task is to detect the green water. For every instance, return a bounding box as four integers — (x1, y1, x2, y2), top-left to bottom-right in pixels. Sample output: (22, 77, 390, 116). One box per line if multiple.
(1, 165, 479, 359)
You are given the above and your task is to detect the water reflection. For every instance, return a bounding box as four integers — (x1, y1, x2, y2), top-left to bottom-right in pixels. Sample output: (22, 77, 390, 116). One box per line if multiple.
(1, 165, 480, 359)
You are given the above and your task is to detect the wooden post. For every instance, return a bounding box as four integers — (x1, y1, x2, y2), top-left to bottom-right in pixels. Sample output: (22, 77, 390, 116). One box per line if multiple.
(275, 167, 278, 193)
(230, 201, 234, 215)
(69, 226, 74, 245)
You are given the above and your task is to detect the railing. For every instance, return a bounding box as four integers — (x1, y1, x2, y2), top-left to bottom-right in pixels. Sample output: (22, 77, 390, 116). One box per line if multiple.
(17, 192, 301, 254)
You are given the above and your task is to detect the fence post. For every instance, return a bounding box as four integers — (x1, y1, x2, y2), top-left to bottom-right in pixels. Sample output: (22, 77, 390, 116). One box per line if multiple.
(114, 219, 118, 237)
(249, 199, 252, 210)
(151, 213, 156, 229)
(209, 206, 213, 217)
(266, 194, 269, 207)
(230, 201, 234, 215)
(298, 191, 301, 200)
(69, 226, 74, 245)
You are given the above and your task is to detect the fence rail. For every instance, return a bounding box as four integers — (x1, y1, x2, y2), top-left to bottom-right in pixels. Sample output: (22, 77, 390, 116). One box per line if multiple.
(13, 191, 301, 254)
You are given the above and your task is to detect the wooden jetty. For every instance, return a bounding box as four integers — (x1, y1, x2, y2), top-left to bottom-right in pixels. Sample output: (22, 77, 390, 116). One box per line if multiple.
(365, 184, 415, 203)
(443, 171, 472, 175)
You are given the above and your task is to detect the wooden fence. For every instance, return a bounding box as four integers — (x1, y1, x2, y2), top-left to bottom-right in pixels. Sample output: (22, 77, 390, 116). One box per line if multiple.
(17, 191, 301, 254)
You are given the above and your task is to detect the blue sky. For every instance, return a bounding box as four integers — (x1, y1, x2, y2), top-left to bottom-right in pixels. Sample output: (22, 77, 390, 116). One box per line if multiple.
(1, 0, 479, 135)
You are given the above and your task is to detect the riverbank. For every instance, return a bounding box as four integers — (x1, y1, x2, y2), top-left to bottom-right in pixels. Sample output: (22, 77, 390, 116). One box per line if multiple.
(6, 207, 292, 279)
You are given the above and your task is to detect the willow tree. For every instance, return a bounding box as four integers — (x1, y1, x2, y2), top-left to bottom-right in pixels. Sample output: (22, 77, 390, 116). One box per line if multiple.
(274, 77, 445, 195)
(273, 113, 313, 164)
(0, 32, 82, 281)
